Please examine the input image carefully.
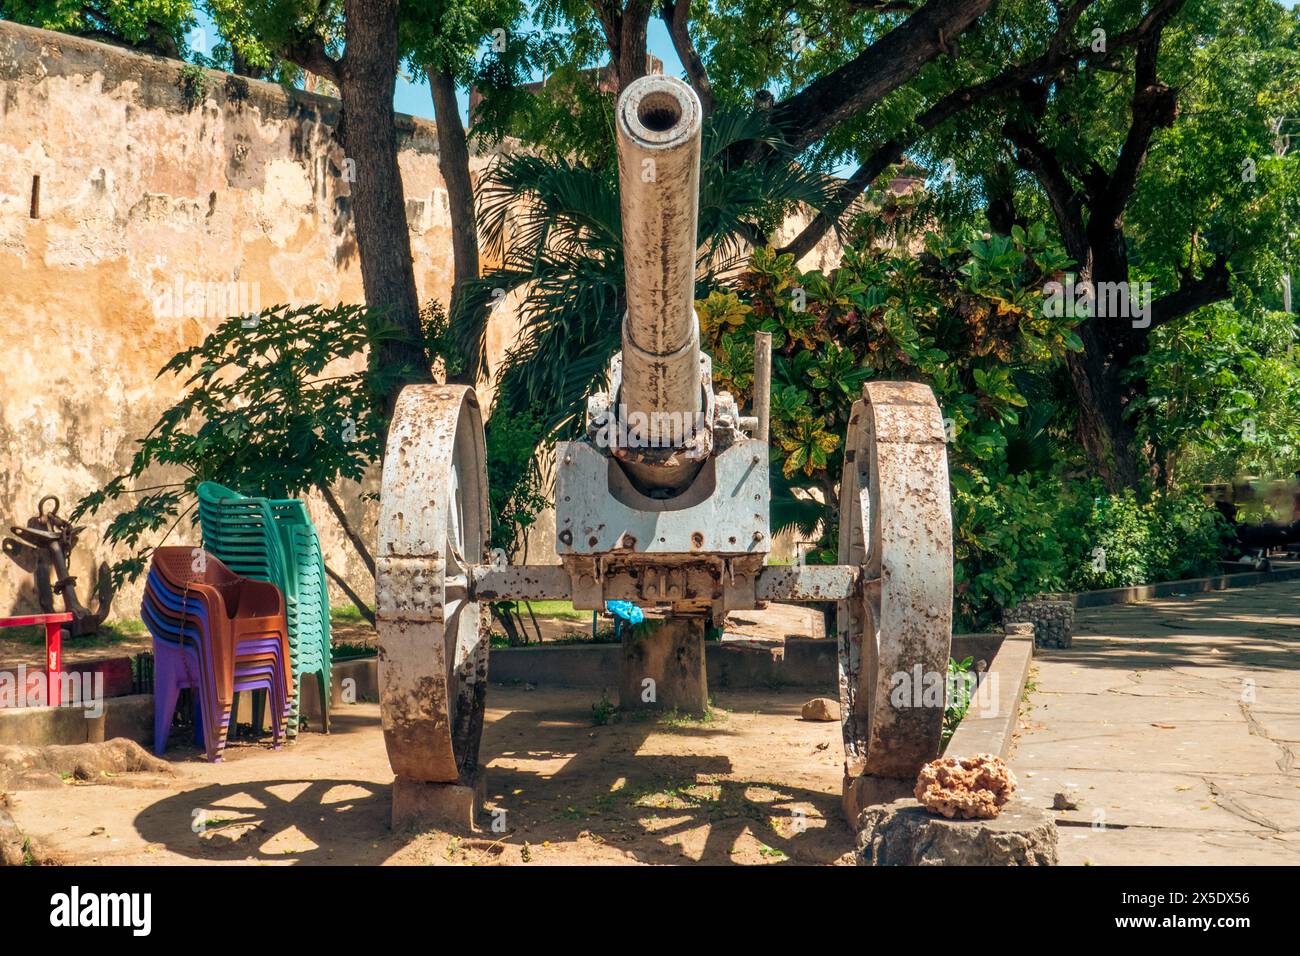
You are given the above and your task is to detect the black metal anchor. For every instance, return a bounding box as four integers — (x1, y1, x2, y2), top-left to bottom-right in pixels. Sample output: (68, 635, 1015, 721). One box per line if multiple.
(2, 495, 115, 637)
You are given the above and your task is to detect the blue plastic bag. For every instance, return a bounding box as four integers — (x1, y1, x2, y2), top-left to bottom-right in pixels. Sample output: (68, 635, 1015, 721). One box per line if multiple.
(605, 600, 644, 625)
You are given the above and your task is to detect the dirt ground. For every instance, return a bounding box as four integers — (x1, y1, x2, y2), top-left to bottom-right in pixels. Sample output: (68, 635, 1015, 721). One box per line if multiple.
(6, 685, 856, 865)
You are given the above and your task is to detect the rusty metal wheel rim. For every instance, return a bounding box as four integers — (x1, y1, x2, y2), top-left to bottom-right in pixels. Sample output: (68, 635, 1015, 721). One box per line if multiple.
(837, 381, 953, 779)
(376, 385, 490, 784)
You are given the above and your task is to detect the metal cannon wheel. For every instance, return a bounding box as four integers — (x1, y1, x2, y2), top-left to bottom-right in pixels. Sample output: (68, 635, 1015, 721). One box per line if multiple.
(376, 385, 490, 783)
(837, 381, 953, 779)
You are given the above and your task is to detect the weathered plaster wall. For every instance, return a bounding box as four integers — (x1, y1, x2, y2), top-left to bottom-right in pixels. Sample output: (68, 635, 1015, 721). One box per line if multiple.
(0, 20, 512, 619)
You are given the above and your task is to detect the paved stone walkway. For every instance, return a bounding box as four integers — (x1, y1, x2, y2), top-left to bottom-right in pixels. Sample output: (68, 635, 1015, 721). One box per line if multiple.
(1012, 579, 1300, 865)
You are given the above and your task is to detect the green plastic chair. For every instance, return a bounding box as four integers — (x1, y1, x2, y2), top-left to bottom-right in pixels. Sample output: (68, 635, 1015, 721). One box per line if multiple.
(197, 482, 332, 736)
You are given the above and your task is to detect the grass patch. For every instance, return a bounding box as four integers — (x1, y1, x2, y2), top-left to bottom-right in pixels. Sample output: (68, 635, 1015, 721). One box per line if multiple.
(514, 599, 592, 622)
(332, 641, 376, 659)
(591, 691, 617, 726)
(330, 605, 370, 626)
(588, 698, 724, 728)
(658, 705, 722, 727)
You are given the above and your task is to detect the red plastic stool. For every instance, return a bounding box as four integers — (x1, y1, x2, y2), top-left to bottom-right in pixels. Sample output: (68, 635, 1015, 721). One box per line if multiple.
(0, 612, 73, 705)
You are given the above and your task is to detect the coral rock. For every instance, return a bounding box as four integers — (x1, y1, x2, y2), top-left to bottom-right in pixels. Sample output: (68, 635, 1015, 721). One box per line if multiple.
(914, 753, 1016, 820)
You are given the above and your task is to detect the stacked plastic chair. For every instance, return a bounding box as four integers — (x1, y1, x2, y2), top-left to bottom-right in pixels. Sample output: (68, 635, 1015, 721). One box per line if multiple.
(197, 482, 332, 736)
(144, 547, 293, 761)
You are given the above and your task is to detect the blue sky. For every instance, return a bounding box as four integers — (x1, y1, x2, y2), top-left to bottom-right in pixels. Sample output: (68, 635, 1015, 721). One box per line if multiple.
(392, 18, 687, 125)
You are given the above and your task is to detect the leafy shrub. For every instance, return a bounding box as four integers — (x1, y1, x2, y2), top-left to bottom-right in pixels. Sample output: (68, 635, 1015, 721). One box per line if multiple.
(953, 473, 1078, 629)
(1071, 491, 1152, 591)
(1145, 492, 1236, 582)
(955, 475, 1231, 629)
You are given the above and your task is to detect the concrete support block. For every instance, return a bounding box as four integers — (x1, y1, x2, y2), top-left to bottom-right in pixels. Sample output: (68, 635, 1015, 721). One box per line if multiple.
(855, 797, 1059, 866)
(391, 769, 487, 832)
(104, 695, 153, 744)
(0, 704, 90, 746)
(842, 774, 916, 824)
(619, 616, 708, 714)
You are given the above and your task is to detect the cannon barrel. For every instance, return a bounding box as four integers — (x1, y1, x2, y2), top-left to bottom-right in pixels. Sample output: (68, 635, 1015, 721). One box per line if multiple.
(614, 75, 704, 492)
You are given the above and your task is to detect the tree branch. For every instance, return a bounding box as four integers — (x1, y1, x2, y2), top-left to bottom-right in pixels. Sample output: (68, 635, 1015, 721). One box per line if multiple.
(591, 1, 655, 92)
(777, 0, 1189, 257)
(429, 63, 484, 385)
(284, 31, 342, 87)
(771, 0, 994, 152)
(1092, 3, 1182, 229)
(1147, 255, 1232, 331)
(1006, 109, 1090, 264)
(847, 0, 920, 12)
(660, 0, 714, 115)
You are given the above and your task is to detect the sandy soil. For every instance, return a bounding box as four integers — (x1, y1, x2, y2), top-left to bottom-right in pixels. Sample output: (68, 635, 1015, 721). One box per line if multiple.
(6, 686, 855, 866)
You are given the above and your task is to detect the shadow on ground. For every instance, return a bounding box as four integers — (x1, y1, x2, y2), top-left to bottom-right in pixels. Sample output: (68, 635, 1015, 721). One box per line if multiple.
(130, 689, 852, 865)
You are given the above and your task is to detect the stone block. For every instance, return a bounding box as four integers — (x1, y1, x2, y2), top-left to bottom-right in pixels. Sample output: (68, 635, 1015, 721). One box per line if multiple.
(855, 797, 1059, 865)
(842, 774, 916, 824)
(1005, 600, 1074, 649)
(391, 770, 487, 832)
(619, 617, 708, 714)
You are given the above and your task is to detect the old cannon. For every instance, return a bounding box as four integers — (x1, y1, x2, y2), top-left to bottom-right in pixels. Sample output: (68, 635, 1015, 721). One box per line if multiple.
(375, 75, 953, 823)
(3, 495, 115, 637)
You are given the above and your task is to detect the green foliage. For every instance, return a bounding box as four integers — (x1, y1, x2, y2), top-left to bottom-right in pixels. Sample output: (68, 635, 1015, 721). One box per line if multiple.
(953, 476, 1231, 628)
(0, 0, 198, 57)
(72, 302, 433, 587)
(1133, 304, 1300, 483)
(177, 62, 208, 109)
(485, 401, 549, 558)
(591, 690, 617, 726)
(204, 0, 342, 83)
(706, 222, 1078, 513)
(943, 655, 975, 745)
(723, 221, 1235, 626)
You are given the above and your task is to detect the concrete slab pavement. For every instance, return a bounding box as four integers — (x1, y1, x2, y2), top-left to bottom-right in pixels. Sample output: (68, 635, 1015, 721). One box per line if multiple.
(1012, 579, 1300, 865)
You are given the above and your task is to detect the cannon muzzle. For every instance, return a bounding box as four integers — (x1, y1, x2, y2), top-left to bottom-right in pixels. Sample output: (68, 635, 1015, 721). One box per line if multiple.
(614, 75, 705, 494)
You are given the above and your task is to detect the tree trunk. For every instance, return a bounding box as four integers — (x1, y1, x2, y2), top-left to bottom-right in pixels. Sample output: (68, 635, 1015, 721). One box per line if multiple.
(617, 2, 653, 92)
(429, 65, 483, 386)
(1063, 335, 1143, 491)
(1063, 251, 1145, 492)
(340, 0, 431, 402)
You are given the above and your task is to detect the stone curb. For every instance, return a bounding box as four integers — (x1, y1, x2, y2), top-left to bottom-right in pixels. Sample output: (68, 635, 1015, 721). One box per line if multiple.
(944, 633, 1034, 761)
(1044, 564, 1300, 609)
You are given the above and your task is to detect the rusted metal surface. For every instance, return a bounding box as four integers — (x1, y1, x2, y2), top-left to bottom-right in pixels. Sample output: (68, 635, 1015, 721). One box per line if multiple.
(837, 381, 953, 780)
(556, 438, 768, 558)
(376, 385, 490, 785)
(756, 564, 860, 602)
(470, 561, 858, 607)
(470, 564, 571, 602)
(2, 495, 114, 637)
